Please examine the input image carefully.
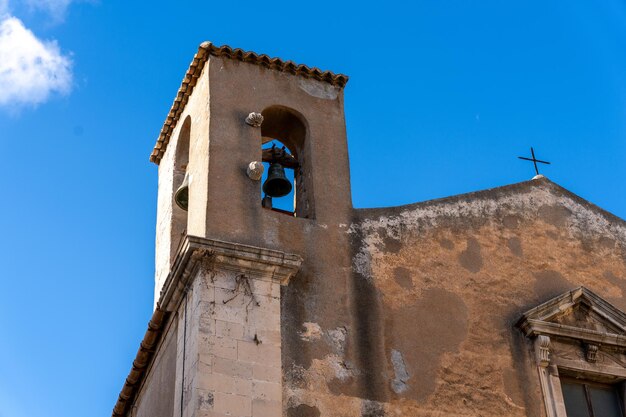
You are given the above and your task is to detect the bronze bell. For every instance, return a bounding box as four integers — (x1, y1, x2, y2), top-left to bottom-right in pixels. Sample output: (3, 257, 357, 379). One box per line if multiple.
(174, 172, 189, 211)
(262, 163, 292, 198)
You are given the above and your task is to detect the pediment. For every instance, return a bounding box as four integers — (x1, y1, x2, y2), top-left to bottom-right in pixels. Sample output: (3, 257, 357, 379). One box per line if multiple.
(517, 287, 626, 347)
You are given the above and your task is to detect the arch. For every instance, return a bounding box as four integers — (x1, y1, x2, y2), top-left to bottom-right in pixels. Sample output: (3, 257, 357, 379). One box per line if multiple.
(170, 116, 191, 261)
(260, 106, 314, 218)
(174, 116, 191, 173)
(261, 105, 307, 156)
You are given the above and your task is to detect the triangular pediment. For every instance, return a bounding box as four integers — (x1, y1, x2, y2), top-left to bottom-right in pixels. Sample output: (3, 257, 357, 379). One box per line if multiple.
(517, 287, 626, 347)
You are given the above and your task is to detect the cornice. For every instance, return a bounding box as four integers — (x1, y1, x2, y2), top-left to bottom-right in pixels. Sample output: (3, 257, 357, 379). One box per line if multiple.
(519, 319, 626, 349)
(517, 287, 626, 348)
(159, 235, 303, 312)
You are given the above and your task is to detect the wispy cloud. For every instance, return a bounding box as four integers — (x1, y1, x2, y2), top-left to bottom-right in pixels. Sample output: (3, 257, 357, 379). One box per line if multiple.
(0, 15, 72, 109)
(26, 0, 73, 22)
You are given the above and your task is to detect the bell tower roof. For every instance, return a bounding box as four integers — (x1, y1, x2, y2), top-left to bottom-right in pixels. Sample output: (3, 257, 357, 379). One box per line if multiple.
(149, 41, 350, 164)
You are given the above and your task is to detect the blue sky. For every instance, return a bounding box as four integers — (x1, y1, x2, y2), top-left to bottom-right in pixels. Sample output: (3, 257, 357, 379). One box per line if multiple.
(1, 1, 625, 416)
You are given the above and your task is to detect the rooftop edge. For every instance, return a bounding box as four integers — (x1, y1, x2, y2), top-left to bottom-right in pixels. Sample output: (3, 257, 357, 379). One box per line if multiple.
(149, 41, 350, 164)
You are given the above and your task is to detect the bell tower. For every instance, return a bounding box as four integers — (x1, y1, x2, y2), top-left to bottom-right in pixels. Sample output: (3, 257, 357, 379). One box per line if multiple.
(152, 43, 352, 301)
(114, 42, 354, 417)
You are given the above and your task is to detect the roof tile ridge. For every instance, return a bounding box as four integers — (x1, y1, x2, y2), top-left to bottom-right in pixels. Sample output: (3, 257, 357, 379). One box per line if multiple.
(150, 41, 349, 164)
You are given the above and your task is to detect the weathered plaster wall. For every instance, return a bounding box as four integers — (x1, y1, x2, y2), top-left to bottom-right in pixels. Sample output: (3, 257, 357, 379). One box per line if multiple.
(154, 62, 211, 304)
(283, 178, 626, 417)
(143, 49, 626, 417)
(201, 55, 353, 249)
(133, 319, 178, 417)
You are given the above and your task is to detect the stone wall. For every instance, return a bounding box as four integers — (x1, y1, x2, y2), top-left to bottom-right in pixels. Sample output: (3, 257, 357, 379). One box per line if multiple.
(154, 62, 211, 305)
(136, 45, 626, 417)
(282, 178, 626, 417)
(184, 266, 284, 417)
(136, 174, 626, 417)
(135, 236, 300, 417)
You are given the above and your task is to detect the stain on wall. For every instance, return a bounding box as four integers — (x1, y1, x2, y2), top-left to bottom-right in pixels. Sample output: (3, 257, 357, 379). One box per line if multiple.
(507, 237, 523, 257)
(458, 237, 483, 273)
(502, 368, 525, 407)
(533, 270, 571, 299)
(287, 404, 321, 417)
(392, 267, 413, 289)
(439, 238, 455, 250)
(281, 179, 626, 416)
(538, 204, 572, 228)
(385, 289, 468, 402)
(361, 400, 385, 417)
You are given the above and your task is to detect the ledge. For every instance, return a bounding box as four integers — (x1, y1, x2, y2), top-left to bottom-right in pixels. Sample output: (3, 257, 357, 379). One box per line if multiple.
(160, 235, 302, 312)
(517, 287, 626, 349)
(520, 319, 626, 349)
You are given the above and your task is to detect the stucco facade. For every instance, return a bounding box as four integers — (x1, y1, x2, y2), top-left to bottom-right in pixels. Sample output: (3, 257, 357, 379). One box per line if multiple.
(112, 43, 626, 417)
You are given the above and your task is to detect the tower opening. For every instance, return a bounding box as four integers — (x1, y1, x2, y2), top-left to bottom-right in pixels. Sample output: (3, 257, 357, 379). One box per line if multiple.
(261, 139, 296, 214)
(170, 116, 190, 260)
(260, 106, 313, 218)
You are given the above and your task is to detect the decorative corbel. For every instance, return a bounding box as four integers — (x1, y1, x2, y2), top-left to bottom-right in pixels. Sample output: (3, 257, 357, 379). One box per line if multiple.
(585, 343, 599, 363)
(536, 335, 551, 367)
(246, 161, 264, 180)
(245, 112, 264, 127)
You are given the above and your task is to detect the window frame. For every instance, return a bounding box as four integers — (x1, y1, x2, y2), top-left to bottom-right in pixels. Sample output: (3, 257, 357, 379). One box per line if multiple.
(516, 287, 626, 417)
(560, 376, 625, 417)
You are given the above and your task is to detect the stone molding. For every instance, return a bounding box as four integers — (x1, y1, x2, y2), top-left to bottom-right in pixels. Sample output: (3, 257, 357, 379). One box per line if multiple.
(585, 343, 599, 363)
(245, 112, 264, 128)
(159, 235, 303, 312)
(517, 286, 626, 417)
(520, 320, 626, 348)
(536, 335, 551, 367)
(246, 161, 264, 181)
(518, 286, 626, 348)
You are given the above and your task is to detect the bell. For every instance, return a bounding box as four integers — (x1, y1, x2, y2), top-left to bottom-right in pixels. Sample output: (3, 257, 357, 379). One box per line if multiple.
(262, 163, 292, 198)
(174, 172, 189, 211)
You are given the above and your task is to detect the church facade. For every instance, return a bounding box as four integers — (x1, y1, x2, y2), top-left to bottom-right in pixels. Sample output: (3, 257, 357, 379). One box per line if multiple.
(112, 42, 626, 417)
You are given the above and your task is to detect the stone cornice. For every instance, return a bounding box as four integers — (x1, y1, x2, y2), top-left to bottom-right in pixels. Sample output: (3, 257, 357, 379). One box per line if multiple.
(517, 287, 626, 348)
(519, 319, 626, 349)
(150, 41, 349, 164)
(519, 287, 626, 328)
(159, 235, 303, 312)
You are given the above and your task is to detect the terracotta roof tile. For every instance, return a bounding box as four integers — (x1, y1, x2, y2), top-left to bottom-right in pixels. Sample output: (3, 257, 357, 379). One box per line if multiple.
(149, 42, 349, 164)
(111, 308, 168, 417)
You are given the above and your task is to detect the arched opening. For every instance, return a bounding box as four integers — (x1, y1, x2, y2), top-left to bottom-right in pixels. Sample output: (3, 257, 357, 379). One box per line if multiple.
(260, 106, 313, 218)
(170, 116, 190, 260)
(260, 139, 296, 213)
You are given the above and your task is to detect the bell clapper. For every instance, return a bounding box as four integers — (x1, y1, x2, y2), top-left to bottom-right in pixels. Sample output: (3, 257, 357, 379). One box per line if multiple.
(262, 194, 273, 209)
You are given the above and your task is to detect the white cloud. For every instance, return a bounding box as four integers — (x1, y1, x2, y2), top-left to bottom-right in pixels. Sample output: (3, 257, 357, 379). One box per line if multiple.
(26, 0, 74, 22)
(0, 16, 72, 108)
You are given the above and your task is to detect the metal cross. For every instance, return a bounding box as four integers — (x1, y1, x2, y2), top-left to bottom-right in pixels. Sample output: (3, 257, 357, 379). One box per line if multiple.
(518, 147, 550, 176)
